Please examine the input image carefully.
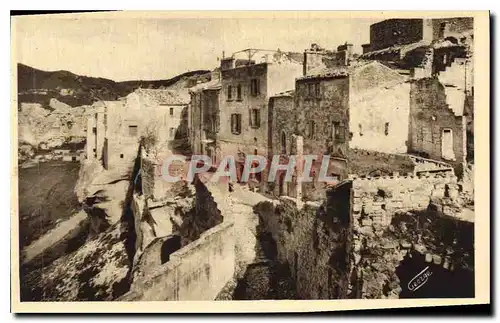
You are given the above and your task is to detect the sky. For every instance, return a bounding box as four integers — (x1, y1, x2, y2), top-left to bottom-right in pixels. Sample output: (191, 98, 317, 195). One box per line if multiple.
(15, 13, 382, 82)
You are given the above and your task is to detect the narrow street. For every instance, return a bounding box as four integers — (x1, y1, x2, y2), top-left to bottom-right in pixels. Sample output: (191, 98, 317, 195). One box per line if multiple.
(206, 180, 297, 300)
(232, 226, 297, 300)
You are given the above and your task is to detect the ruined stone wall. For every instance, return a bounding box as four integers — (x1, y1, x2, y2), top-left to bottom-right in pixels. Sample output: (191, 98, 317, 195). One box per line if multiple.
(269, 95, 295, 157)
(408, 77, 467, 175)
(349, 173, 473, 298)
(303, 50, 338, 76)
(370, 19, 424, 51)
(86, 112, 97, 159)
(349, 63, 411, 154)
(121, 221, 236, 301)
(254, 182, 352, 299)
(430, 17, 474, 40)
(176, 177, 223, 247)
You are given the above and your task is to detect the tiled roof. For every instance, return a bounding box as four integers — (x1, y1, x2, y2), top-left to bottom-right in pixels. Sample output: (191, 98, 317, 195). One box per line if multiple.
(297, 61, 374, 80)
(135, 88, 189, 105)
(298, 67, 349, 81)
(360, 40, 430, 59)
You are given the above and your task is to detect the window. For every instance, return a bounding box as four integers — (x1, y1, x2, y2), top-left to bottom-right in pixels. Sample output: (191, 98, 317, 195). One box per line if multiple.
(332, 121, 339, 141)
(92, 127, 97, 135)
(281, 131, 287, 154)
(227, 85, 233, 100)
(231, 114, 242, 135)
(120, 153, 124, 159)
(308, 121, 315, 138)
(251, 79, 260, 96)
(250, 109, 260, 129)
(337, 123, 346, 142)
(169, 127, 176, 139)
(128, 125, 138, 136)
(236, 84, 242, 101)
(169, 107, 174, 116)
(314, 83, 320, 98)
(385, 122, 390, 136)
(439, 22, 447, 38)
(358, 123, 363, 136)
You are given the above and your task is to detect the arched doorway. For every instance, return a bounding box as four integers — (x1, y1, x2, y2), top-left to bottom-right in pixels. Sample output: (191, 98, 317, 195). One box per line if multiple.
(161, 235, 181, 264)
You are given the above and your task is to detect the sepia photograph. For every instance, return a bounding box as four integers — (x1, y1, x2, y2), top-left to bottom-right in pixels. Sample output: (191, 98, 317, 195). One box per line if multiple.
(10, 10, 490, 313)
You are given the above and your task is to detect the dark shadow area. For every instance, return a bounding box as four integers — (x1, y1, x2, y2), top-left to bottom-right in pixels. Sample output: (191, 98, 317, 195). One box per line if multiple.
(161, 235, 181, 264)
(396, 250, 474, 298)
(232, 214, 297, 300)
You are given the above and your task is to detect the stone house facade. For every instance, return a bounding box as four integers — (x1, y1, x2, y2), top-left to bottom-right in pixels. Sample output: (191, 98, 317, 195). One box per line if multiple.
(267, 61, 412, 200)
(86, 89, 189, 172)
(188, 71, 222, 162)
(86, 102, 106, 162)
(216, 50, 303, 177)
(408, 77, 469, 176)
(408, 30, 474, 176)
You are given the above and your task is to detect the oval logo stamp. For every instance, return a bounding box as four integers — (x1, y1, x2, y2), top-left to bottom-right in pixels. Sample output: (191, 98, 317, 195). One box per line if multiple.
(408, 266, 433, 292)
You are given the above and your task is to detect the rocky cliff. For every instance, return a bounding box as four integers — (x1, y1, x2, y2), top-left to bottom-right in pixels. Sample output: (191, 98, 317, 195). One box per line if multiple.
(18, 99, 89, 149)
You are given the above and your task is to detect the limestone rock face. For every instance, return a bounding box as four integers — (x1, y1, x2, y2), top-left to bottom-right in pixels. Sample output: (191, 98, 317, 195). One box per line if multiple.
(18, 99, 90, 148)
(22, 222, 132, 301)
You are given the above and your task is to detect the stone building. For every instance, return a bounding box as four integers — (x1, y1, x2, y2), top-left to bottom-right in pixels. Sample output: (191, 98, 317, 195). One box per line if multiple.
(406, 21, 474, 176)
(188, 70, 222, 162)
(303, 43, 356, 76)
(216, 49, 303, 177)
(408, 72, 473, 176)
(86, 101, 107, 163)
(360, 17, 473, 72)
(268, 61, 413, 200)
(86, 89, 189, 172)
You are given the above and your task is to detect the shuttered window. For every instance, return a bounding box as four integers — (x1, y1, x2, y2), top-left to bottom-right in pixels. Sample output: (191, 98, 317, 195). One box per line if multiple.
(250, 109, 260, 129)
(231, 114, 242, 134)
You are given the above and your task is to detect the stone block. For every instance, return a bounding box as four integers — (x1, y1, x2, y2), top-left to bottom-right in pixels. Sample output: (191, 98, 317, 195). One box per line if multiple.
(361, 219, 373, 226)
(358, 226, 374, 237)
(362, 204, 373, 214)
(400, 240, 411, 249)
(414, 243, 427, 254)
(382, 241, 398, 249)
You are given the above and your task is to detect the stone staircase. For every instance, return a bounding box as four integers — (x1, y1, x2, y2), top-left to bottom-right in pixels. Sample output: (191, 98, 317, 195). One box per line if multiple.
(405, 154, 454, 176)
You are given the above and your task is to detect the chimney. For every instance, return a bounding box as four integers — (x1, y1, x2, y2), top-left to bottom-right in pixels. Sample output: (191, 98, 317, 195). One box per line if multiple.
(220, 56, 235, 71)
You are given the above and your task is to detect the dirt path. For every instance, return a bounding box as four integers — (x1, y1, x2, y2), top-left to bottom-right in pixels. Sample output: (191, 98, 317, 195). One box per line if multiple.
(22, 210, 87, 264)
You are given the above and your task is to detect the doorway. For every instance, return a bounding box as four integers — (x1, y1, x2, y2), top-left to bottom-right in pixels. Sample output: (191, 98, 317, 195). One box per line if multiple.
(441, 128, 455, 160)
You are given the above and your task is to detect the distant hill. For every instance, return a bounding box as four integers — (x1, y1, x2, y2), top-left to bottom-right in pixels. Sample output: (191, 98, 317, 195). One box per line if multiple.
(17, 63, 211, 108)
